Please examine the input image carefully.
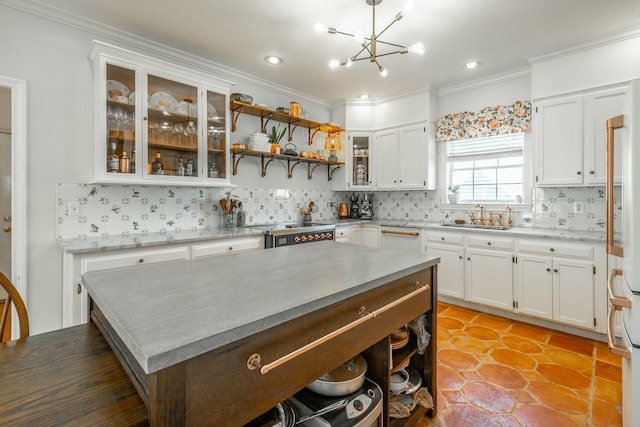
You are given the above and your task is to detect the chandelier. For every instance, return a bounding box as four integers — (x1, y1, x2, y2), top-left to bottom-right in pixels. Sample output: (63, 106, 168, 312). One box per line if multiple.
(316, 0, 425, 78)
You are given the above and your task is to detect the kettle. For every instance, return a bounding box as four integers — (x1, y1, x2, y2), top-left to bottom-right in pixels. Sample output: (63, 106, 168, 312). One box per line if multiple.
(339, 203, 349, 218)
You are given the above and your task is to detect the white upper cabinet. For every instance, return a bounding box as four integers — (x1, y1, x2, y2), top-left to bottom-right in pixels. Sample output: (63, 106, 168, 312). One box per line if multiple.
(534, 95, 584, 186)
(533, 85, 627, 187)
(583, 86, 626, 185)
(373, 123, 435, 190)
(89, 41, 233, 186)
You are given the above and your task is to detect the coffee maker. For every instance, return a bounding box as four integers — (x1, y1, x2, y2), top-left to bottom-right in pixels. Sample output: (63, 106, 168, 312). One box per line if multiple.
(349, 192, 360, 219)
(360, 193, 374, 219)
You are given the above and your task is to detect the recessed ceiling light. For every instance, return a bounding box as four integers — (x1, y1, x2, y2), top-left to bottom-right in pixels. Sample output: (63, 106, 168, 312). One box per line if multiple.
(359, 94, 370, 100)
(264, 56, 282, 65)
(463, 61, 481, 69)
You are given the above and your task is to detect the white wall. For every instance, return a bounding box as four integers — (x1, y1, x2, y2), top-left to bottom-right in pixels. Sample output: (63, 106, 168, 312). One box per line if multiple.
(531, 34, 640, 99)
(436, 73, 531, 118)
(0, 5, 337, 334)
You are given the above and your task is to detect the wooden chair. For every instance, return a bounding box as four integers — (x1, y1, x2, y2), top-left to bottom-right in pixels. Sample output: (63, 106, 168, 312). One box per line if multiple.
(0, 272, 29, 342)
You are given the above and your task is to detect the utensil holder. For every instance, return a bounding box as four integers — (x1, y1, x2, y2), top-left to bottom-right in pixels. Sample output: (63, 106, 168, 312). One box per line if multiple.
(221, 212, 237, 229)
(303, 214, 312, 225)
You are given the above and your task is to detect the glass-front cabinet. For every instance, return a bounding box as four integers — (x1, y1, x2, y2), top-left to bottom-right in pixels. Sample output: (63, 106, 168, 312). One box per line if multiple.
(91, 41, 232, 185)
(349, 133, 373, 189)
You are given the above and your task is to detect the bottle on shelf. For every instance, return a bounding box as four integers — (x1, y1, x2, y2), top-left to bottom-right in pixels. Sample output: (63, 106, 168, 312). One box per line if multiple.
(107, 140, 120, 173)
(177, 155, 185, 176)
(186, 152, 194, 176)
(151, 152, 164, 175)
(131, 149, 136, 174)
(209, 162, 218, 178)
(120, 151, 130, 173)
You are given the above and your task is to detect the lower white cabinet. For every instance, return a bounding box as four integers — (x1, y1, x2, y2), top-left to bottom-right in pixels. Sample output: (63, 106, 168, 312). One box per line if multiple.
(379, 226, 421, 254)
(345, 224, 379, 248)
(427, 243, 465, 299)
(62, 236, 263, 327)
(425, 230, 466, 299)
(516, 239, 598, 330)
(334, 226, 351, 243)
(426, 228, 606, 333)
(465, 247, 514, 311)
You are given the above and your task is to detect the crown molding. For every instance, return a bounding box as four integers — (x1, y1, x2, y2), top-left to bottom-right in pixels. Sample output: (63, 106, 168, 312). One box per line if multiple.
(437, 68, 531, 98)
(0, 0, 333, 108)
(527, 25, 640, 64)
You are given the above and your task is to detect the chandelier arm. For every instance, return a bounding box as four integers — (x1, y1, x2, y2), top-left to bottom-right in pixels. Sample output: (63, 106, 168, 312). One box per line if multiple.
(374, 39, 406, 49)
(373, 50, 408, 58)
(375, 18, 401, 41)
(333, 29, 357, 37)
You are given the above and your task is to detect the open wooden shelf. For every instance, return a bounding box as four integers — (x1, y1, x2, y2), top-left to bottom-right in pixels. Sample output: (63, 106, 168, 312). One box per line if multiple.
(231, 148, 343, 180)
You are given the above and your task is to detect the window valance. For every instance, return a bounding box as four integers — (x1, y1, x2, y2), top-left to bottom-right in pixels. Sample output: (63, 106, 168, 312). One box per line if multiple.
(436, 100, 531, 142)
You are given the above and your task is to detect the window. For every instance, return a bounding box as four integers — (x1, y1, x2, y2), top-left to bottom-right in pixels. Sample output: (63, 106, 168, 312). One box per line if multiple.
(447, 133, 524, 204)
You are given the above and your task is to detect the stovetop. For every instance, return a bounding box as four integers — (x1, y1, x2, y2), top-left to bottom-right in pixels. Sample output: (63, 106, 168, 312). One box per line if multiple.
(248, 222, 336, 235)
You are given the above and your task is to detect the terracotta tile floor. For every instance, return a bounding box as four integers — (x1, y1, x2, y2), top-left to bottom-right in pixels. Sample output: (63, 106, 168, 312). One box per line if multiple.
(418, 303, 622, 427)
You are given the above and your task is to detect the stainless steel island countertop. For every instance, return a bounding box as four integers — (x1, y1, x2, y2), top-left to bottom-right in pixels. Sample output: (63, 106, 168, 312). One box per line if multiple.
(81, 241, 439, 374)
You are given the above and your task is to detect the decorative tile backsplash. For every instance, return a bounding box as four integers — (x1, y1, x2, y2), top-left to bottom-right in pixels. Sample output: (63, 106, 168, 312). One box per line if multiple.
(57, 183, 620, 239)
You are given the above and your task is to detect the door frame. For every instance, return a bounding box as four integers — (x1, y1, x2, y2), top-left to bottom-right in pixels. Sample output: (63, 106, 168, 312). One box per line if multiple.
(0, 75, 27, 340)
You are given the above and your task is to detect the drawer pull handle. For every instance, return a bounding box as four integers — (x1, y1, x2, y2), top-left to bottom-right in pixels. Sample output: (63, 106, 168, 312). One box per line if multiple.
(381, 230, 419, 237)
(247, 283, 430, 375)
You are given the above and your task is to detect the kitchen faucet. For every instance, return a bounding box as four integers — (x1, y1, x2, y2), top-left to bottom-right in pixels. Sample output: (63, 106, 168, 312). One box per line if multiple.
(475, 203, 485, 225)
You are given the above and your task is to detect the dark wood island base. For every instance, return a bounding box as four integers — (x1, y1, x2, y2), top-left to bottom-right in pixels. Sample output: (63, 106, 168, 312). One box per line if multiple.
(90, 266, 438, 427)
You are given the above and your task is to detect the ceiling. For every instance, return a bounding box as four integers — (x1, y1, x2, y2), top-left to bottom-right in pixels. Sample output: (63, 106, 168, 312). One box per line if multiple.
(14, 0, 640, 103)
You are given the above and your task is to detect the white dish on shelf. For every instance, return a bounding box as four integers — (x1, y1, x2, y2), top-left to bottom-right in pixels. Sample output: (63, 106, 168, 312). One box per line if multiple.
(107, 80, 131, 99)
(174, 101, 197, 117)
(149, 91, 178, 112)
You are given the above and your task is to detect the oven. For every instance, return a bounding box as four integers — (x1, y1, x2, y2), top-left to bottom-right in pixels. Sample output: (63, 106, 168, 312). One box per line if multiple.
(258, 223, 336, 249)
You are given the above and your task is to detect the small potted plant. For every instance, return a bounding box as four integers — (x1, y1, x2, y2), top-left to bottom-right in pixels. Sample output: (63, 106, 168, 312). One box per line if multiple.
(269, 125, 286, 154)
(448, 184, 460, 204)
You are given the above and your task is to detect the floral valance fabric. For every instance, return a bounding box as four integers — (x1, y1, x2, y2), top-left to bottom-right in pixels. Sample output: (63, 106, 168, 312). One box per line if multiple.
(436, 100, 531, 142)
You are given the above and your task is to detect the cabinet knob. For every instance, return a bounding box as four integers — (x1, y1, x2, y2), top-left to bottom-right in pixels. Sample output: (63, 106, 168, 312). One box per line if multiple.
(549, 248, 555, 252)
(441, 237, 445, 241)
(487, 241, 492, 246)
(553, 268, 559, 273)
(589, 170, 595, 175)
(459, 255, 463, 260)
(143, 116, 148, 121)
(138, 258, 144, 263)
(577, 171, 582, 175)
(467, 257, 471, 261)
(546, 268, 551, 272)
(228, 246, 233, 251)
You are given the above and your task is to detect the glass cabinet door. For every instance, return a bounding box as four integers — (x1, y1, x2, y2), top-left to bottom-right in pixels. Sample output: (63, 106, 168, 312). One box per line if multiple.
(146, 74, 200, 178)
(106, 64, 137, 176)
(351, 135, 371, 188)
(206, 89, 226, 180)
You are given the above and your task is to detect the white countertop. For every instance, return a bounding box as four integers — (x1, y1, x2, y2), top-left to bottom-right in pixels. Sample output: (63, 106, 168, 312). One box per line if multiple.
(81, 242, 439, 374)
(58, 227, 266, 254)
(336, 219, 608, 243)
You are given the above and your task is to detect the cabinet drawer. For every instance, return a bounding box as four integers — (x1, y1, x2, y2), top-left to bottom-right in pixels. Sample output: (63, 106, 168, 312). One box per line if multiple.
(426, 231, 464, 245)
(517, 240, 593, 259)
(467, 236, 514, 251)
(191, 236, 263, 258)
(82, 246, 190, 272)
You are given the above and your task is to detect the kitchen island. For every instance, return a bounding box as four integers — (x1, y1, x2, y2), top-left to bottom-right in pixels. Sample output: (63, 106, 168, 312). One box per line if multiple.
(82, 241, 439, 426)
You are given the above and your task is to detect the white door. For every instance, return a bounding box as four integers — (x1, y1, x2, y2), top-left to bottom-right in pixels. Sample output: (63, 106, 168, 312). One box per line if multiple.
(534, 95, 584, 186)
(373, 130, 399, 189)
(398, 124, 427, 189)
(465, 247, 514, 310)
(0, 88, 11, 295)
(553, 258, 595, 329)
(516, 254, 553, 320)
(427, 243, 465, 299)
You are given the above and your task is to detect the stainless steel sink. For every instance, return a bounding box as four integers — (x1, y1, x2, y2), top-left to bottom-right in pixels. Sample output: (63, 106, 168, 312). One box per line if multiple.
(442, 223, 510, 231)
